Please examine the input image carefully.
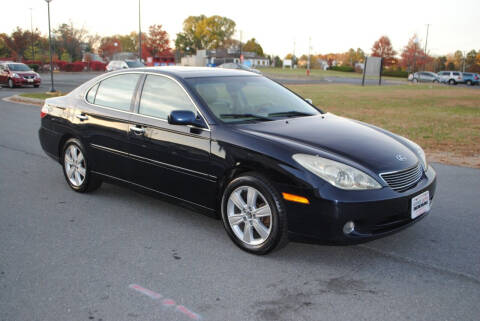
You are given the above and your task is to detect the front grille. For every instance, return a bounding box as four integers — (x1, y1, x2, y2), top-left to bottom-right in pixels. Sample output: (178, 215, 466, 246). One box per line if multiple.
(380, 163, 423, 192)
(23, 75, 35, 79)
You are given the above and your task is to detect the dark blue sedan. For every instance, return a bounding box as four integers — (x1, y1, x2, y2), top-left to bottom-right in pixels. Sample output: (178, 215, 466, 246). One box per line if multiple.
(38, 67, 436, 254)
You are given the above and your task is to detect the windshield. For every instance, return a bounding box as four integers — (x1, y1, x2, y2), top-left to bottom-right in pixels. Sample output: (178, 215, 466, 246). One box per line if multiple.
(126, 60, 144, 68)
(8, 64, 31, 71)
(186, 76, 320, 123)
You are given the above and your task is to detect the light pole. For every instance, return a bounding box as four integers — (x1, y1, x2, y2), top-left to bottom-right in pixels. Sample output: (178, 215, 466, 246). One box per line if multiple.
(138, 0, 142, 61)
(30, 8, 35, 62)
(45, 0, 56, 92)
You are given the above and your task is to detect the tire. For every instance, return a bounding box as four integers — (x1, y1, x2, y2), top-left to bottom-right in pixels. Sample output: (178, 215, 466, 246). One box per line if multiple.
(62, 138, 102, 193)
(221, 173, 288, 255)
(34, 84, 40, 88)
(466, 80, 472, 86)
(433, 80, 439, 83)
(8, 79, 14, 88)
(448, 79, 456, 85)
(413, 78, 418, 83)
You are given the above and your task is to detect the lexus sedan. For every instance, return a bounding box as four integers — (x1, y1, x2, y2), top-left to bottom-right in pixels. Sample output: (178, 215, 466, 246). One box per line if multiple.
(39, 67, 436, 254)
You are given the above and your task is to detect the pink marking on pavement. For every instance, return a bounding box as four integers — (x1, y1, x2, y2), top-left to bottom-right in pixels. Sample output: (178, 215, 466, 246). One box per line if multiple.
(129, 284, 163, 300)
(128, 284, 203, 320)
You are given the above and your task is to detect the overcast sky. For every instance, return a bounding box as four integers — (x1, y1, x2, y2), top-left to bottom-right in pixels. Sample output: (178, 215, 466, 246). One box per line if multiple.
(4, 0, 479, 57)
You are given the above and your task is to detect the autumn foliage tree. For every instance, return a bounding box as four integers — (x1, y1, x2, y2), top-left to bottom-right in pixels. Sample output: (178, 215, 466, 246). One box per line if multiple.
(146, 24, 172, 58)
(371, 36, 397, 66)
(400, 34, 432, 72)
(243, 38, 264, 57)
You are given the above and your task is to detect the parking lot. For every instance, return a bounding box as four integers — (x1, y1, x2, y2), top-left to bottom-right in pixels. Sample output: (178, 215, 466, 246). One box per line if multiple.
(1, 74, 480, 321)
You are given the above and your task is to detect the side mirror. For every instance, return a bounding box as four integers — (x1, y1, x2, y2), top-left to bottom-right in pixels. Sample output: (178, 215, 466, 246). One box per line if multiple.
(305, 98, 313, 104)
(168, 110, 203, 127)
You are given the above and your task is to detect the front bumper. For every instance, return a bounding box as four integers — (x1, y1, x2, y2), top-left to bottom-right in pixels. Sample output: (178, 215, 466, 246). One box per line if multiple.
(13, 77, 41, 86)
(281, 165, 437, 244)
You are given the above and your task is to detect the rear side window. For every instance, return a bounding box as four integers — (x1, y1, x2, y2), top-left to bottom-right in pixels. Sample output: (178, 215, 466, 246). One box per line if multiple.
(138, 75, 196, 119)
(94, 74, 140, 111)
(86, 83, 99, 103)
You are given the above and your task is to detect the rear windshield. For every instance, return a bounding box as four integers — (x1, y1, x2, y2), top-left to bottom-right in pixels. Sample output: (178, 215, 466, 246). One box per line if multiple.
(8, 64, 31, 71)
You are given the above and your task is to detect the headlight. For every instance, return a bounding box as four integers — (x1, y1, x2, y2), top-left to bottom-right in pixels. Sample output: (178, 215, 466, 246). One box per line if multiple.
(292, 154, 382, 190)
(12, 73, 20, 78)
(398, 136, 427, 170)
(34, 72, 40, 78)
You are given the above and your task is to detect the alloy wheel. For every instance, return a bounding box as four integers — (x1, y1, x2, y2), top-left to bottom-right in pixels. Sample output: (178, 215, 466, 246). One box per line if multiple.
(227, 186, 272, 246)
(64, 144, 86, 187)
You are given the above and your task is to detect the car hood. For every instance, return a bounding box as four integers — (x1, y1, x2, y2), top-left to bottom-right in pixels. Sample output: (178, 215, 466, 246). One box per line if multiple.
(236, 113, 419, 173)
(15, 71, 36, 76)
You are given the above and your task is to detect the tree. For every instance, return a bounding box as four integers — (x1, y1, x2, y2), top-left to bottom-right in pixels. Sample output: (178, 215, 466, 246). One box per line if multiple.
(453, 50, 464, 70)
(355, 48, 365, 63)
(0, 33, 11, 58)
(175, 15, 235, 53)
(98, 36, 122, 59)
(465, 50, 477, 71)
(146, 24, 172, 58)
(400, 34, 432, 72)
(434, 56, 447, 71)
(54, 22, 88, 61)
(371, 36, 397, 66)
(1, 27, 30, 60)
(243, 38, 264, 57)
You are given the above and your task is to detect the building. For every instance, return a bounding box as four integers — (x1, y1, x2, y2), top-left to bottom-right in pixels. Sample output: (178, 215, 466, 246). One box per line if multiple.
(181, 49, 269, 67)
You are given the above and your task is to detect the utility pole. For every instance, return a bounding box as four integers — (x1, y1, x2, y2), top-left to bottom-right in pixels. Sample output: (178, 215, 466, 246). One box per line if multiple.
(307, 36, 311, 75)
(424, 24, 429, 56)
(138, 0, 142, 61)
(293, 38, 296, 69)
(463, 50, 466, 72)
(30, 8, 35, 61)
(45, 0, 55, 92)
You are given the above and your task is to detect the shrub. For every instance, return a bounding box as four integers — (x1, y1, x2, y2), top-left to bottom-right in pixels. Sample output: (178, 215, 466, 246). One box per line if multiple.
(329, 65, 355, 72)
(381, 70, 409, 78)
(89, 61, 106, 71)
(63, 61, 85, 72)
(28, 64, 39, 72)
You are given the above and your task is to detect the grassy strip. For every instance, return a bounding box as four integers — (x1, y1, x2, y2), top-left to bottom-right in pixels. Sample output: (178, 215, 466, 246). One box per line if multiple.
(19, 92, 65, 100)
(261, 67, 406, 81)
(286, 83, 480, 159)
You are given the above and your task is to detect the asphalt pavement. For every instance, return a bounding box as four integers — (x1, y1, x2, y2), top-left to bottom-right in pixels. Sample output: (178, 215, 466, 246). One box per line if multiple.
(1, 76, 480, 321)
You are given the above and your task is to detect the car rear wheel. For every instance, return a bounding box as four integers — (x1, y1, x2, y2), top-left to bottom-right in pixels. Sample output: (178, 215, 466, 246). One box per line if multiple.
(62, 138, 102, 193)
(433, 79, 439, 83)
(8, 79, 14, 88)
(466, 80, 472, 86)
(221, 173, 288, 255)
(413, 78, 418, 83)
(448, 79, 456, 85)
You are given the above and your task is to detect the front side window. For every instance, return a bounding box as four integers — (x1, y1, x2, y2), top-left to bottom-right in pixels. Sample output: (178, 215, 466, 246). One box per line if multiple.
(187, 76, 320, 123)
(138, 75, 196, 119)
(94, 73, 140, 111)
(453, 72, 460, 76)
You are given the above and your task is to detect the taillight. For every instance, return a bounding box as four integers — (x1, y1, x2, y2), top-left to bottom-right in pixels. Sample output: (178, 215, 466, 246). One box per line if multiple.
(40, 103, 48, 118)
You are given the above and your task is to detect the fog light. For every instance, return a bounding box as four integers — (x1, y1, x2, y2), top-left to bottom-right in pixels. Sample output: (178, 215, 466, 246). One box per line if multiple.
(343, 221, 355, 234)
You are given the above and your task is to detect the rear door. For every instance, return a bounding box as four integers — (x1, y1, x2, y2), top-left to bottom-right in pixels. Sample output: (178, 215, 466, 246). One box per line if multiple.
(78, 72, 142, 180)
(127, 74, 216, 209)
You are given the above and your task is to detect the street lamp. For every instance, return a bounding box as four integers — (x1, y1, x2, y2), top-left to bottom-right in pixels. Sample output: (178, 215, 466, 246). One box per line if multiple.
(138, 0, 142, 61)
(45, 0, 56, 92)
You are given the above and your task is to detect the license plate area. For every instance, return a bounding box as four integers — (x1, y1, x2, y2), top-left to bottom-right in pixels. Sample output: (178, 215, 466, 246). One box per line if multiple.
(411, 190, 430, 219)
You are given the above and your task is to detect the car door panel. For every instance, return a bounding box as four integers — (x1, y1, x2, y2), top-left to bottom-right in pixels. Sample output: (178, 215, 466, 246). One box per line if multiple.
(127, 115, 215, 209)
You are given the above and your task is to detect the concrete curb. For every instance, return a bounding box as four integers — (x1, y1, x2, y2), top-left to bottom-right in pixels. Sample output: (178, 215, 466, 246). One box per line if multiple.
(2, 95, 44, 106)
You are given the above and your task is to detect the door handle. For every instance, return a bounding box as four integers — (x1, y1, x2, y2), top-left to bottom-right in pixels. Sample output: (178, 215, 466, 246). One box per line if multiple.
(75, 114, 88, 121)
(129, 125, 145, 134)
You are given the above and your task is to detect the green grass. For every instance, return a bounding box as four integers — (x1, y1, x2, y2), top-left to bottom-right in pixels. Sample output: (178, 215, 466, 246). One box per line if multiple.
(286, 83, 480, 158)
(261, 67, 406, 81)
(19, 92, 64, 100)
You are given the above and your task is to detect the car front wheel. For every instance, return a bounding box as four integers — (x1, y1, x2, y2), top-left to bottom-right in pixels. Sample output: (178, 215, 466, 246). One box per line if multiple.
(62, 138, 102, 193)
(448, 79, 456, 85)
(8, 79, 14, 88)
(466, 80, 472, 86)
(221, 173, 288, 254)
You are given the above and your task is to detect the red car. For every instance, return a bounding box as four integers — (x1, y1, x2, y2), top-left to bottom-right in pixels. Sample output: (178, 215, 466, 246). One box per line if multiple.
(0, 62, 41, 88)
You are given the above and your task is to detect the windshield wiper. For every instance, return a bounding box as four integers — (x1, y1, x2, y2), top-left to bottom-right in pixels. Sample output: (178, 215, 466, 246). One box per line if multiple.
(268, 111, 315, 118)
(220, 113, 273, 121)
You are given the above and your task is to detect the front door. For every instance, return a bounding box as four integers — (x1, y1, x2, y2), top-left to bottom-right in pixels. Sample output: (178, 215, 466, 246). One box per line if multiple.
(127, 74, 216, 210)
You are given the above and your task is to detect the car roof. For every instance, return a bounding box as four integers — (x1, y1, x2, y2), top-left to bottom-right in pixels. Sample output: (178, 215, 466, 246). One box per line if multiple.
(131, 66, 260, 78)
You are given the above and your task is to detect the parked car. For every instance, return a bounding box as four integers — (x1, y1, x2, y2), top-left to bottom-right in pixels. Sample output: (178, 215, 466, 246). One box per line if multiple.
(438, 71, 463, 85)
(0, 62, 41, 88)
(461, 72, 479, 86)
(218, 63, 261, 74)
(409, 72, 439, 83)
(106, 59, 144, 72)
(38, 67, 436, 254)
